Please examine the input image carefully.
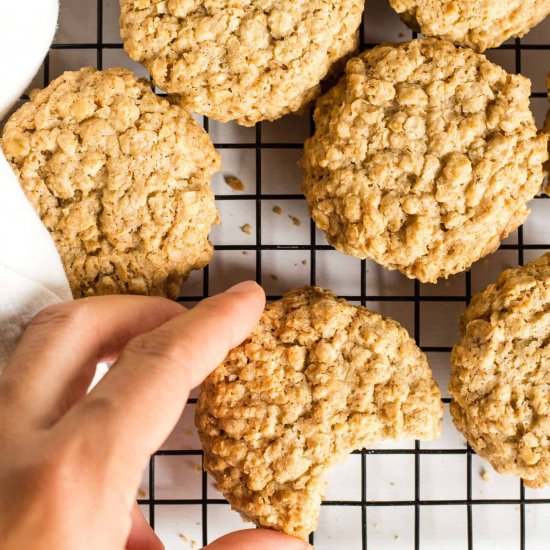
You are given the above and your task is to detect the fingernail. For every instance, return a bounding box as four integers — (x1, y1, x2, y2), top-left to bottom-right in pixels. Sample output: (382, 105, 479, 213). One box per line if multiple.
(225, 280, 261, 294)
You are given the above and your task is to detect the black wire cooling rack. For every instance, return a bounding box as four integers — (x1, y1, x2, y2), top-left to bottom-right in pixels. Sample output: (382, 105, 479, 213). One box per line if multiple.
(9, 0, 550, 547)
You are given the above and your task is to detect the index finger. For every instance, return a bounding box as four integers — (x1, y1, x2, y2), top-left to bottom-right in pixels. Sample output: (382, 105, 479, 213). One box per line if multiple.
(205, 529, 312, 549)
(55, 281, 265, 484)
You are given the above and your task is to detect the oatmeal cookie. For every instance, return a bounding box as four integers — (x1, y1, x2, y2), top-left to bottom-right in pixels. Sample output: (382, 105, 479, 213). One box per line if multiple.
(545, 71, 550, 194)
(450, 253, 550, 488)
(389, 0, 550, 52)
(196, 286, 443, 538)
(302, 39, 548, 283)
(1, 67, 220, 298)
(119, 0, 365, 126)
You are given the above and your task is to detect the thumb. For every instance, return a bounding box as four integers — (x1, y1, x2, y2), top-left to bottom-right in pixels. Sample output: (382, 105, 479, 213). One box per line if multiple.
(204, 529, 312, 550)
(126, 503, 164, 550)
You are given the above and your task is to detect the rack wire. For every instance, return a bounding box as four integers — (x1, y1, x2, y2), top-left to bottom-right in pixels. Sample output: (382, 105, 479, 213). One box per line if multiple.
(10, 0, 550, 547)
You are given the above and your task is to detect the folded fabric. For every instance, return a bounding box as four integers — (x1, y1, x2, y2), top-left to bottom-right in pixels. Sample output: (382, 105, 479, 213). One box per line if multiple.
(0, 0, 71, 371)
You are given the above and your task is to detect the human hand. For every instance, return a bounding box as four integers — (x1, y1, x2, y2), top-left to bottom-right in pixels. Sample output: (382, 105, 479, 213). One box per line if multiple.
(0, 281, 311, 550)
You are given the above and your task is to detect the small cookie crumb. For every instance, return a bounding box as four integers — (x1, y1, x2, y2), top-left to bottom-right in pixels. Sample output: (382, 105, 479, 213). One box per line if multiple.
(241, 224, 253, 235)
(191, 540, 198, 549)
(137, 489, 146, 498)
(394, 535, 400, 541)
(192, 464, 203, 473)
(224, 175, 245, 192)
(270, 274, 278, 281)
(289, 215, 301, 226)
(273, 206, 283, 215)
(302, 260, 307, 266)
(179, 533, 189, 543)
(480, 468, 491, 482)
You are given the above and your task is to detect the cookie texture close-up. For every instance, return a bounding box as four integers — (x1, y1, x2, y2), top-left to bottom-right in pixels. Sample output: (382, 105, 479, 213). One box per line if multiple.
(119, 0, 365, 126)
(302, 38, 548, 284)
(389, 0, 550, 52)
(545, 71, 550, 194)
(450, 253, 550, 488)
(1, 67, 220, 298)
(196, 286, 443, 538)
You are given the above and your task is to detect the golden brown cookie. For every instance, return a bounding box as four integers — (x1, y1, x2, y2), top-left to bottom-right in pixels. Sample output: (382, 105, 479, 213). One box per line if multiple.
(196, 286, 443, 538)
(1, 67, 220, 298)
(450, 253, 550, 488)
(545, 71, 550, 194)
(119, 0, 365, 126)
(389, 0, 550, 52)
(302, 39, 548, 283)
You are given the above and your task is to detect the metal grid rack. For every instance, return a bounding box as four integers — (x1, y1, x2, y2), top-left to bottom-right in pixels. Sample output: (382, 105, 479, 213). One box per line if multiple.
(13, 0, 550, 548)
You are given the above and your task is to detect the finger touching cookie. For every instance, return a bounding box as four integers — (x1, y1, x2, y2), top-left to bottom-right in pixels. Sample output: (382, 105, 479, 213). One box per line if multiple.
(196, 286, 443, 538)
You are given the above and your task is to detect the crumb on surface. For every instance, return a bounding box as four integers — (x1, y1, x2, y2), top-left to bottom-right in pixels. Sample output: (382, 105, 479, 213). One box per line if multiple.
(289, 215, 301, 226)
(179, 533, 189, 543)
(480, 468, 491, 482)
(302, 260, 307, 265)
(137, 488, 146, 498)
(191, 540, 198, 549)
(242, 251, 249, 255)
(224, 175, 245, 192)
(273, 205, 283, 215)
(192, 463, 203, 473)
(241, 223, 253, 235)
(270, 274, 278, 281)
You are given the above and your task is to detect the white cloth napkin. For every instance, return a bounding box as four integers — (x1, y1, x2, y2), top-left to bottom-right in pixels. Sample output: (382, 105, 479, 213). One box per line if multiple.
(0, 0, 72, 370)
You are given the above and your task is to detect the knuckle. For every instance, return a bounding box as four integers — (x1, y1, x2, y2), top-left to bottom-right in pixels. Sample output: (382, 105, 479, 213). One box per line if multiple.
(200, 297, 239, 343)
(125, 330, 190, 366)
(203, 294, 239, 319)
(78, 395, 119, 422)
(30, 300, 90, 332)
(29, 439, 77, 489)
(73, 397, 121, 442)
(34, 401, 116, 479)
